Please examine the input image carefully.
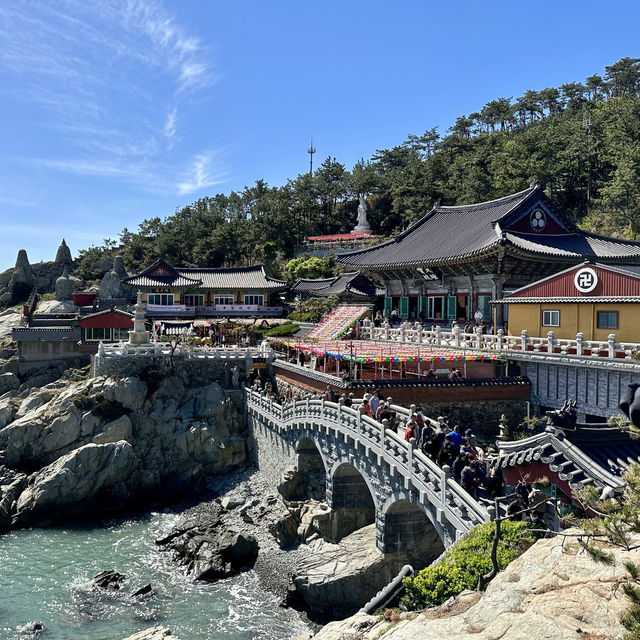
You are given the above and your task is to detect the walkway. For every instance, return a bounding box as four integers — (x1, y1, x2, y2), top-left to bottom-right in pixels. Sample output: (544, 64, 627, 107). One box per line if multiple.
(246, 389, 492, 551)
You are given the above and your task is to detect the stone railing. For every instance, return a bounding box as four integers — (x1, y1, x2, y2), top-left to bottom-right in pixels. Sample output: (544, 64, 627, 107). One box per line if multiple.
(246, 389, 492, 536)
(361, 320, 640, 361)
(97, 341, 272, 360)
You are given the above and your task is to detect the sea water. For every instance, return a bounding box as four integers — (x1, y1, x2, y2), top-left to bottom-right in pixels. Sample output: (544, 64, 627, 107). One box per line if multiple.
(0, 512, 310, 640)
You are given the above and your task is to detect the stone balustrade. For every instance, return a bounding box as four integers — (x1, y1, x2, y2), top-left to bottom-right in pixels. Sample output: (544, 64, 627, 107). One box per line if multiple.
(97, 341, 270, 360)
(246, 388, 491, 549)
(93, 342, 273, 378)
(361, 319, 640, 361)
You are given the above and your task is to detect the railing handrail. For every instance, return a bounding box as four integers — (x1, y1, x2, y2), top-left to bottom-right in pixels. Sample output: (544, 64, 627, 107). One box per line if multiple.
(360, 321, 640, 363)
(97, 342, 270, 360)
(246, 389, 491, 534)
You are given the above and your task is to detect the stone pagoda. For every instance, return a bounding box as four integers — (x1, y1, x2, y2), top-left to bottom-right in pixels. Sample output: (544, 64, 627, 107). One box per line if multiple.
(128, 291, 150, 344)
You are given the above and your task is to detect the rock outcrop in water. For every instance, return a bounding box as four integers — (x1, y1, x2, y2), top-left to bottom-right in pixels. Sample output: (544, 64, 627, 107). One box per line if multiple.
(0, 369, 250, 528)
(122, 626, 180, 640)
(156, 507, 259, 581)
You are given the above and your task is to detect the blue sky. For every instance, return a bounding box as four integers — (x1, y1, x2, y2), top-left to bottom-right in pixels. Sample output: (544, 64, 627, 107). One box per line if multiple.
(1, 0, 640, 271)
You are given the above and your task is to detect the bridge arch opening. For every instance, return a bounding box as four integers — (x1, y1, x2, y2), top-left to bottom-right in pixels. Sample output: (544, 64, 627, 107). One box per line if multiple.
(329, 462, 376, 542)
(381, 499, 444, 564)
(295, 437, 326, 501)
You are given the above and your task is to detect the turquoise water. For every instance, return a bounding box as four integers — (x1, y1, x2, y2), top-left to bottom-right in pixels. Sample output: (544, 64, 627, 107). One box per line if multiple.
(0, 512, 310, 640)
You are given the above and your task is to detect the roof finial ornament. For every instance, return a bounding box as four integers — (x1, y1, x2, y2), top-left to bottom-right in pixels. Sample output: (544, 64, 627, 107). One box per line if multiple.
(529, 177, 540, 189)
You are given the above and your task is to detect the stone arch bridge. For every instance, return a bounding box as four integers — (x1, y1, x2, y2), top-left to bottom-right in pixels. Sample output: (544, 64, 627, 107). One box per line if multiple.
(246, 389, 492, 553)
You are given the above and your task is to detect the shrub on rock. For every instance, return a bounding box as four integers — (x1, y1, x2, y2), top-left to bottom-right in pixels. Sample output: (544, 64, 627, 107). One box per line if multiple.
(402, 521, 534, 609)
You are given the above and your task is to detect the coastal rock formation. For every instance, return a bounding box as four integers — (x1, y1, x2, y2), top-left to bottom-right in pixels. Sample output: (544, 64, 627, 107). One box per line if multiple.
(290, 523, 441, 618)
(0, 309, 22, 339)
(122, 627, 180, 640)
(303, 529, 640, 640)
(0, 466, 27, 529)
(54, 239, 73, 265)
(157, 512, 259, 581)
(0, 241, 81, 308)
(0, 372, 19, 394)
(99, 256, 128, 299)
(0, 249, 34, 306)
(92, 569, 126, 590)
(0, 370, 250, 529)
(54, 266, 81, 301)
(13, 440, 137, 525)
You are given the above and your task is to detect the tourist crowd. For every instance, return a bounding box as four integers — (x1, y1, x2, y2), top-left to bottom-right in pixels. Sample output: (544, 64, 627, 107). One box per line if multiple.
(250, 379, 507, 503)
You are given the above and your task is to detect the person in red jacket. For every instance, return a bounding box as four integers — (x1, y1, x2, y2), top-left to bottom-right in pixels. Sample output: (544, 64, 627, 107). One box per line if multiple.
(404, 419, 416, 442)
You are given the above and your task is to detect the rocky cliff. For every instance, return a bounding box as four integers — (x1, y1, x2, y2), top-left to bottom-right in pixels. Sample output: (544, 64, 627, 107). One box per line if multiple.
(299, 529, 639, 640)
(0, 369, 250, 528)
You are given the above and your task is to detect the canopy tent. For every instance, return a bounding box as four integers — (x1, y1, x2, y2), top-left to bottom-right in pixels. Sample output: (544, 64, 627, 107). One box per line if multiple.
(282, 339, 503, 363)
(305, 304, 370, 341)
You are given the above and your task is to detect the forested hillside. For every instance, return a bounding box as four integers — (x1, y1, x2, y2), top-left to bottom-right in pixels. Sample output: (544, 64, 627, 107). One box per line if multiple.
(77, 57, 640, 280)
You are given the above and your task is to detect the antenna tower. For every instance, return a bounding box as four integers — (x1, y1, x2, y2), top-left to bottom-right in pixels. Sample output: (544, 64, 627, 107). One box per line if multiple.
(307, 138, 316, 175)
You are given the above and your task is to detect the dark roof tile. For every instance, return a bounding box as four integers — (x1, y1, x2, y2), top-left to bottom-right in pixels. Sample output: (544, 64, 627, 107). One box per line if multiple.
(337, 186, 640, 269)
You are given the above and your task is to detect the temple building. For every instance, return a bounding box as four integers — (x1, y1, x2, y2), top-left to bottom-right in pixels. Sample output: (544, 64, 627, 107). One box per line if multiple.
(337, 182, 640, 327)
(121, 259, 288, 318)
(77, 308, 135, 349)
(290, 271, 381, 303)
(493, 262, 640, 342)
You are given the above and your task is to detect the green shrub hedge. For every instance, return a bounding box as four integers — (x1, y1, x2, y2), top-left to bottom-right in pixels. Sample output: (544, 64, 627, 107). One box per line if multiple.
(287, 311, 317, 322)
(249, 321, 300, 339)
(265, 322, 299, 337)
(401, 520, 535, 609)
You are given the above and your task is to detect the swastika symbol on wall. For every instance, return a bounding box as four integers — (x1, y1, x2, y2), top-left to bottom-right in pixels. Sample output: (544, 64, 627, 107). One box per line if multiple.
(574, 267, 598, 293)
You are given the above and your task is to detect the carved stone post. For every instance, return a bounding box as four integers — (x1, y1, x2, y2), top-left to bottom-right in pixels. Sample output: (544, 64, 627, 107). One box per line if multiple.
(546, 330, 555, 354)
(381, 418, 389, 448)
(520, 329, 529, 352)
(608, 334, 616, 358)
(576, 332, 584, 356)
(454, 325, 461, 348)
(497, 328, 504, 350)
(497, 414, 509, 440)
(441, 465, 451, 504)
(384, 320, 390, 341)
(416, 323, 423, 344)
(435, 325, 442, 346)
(408, 436, 416, 469)
(474, 325, 482, 349)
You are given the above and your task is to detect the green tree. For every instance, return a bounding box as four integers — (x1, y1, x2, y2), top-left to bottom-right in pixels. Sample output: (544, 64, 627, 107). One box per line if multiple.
(284, 255, 336, 282)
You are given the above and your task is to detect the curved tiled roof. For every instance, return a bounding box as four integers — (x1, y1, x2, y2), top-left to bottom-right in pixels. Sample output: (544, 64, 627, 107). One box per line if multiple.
(506, 230, 640, 260)
(291, 277, 336, 293)
(337, 186, 640, 269)
(338, 187, 538, 269)
(122, 260, 287, 291)
(291, 271, 378, 298)
(180, 265, 287, 290)
(122, 259, 202, 289)
(492, 425, 640, 493)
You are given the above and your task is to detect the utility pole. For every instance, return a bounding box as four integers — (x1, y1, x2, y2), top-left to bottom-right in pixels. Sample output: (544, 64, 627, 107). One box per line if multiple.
(307, 138, 316, 175)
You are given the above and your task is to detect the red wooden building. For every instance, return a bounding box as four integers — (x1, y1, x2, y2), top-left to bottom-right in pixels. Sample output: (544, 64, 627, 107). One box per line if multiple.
(77, 308, 134, 352)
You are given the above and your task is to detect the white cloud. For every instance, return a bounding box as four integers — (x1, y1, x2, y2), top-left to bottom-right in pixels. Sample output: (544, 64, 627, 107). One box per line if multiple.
(0, 1, 222, 196)
(163, 107, 177, 141)
(177, 152, 227, 195)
